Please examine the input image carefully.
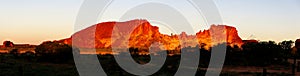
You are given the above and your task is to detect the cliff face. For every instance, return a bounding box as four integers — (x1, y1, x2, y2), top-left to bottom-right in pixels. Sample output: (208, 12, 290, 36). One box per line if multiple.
(62, 19, 243, 50)
(195, 25, 244, 49)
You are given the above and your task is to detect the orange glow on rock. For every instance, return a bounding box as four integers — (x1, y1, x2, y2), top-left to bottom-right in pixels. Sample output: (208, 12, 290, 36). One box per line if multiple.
(60, 19, 243, 51)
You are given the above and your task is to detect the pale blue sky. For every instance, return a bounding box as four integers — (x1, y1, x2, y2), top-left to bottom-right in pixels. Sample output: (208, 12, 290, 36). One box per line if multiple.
(0, 0, 299, 44)
(214, 0, 300, 42)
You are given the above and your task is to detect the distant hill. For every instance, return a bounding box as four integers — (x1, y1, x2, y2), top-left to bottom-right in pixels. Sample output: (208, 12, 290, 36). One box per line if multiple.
(60, 19, 243, 50)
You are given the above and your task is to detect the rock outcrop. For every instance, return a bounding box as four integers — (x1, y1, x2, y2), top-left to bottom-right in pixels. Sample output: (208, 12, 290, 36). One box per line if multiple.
(61, 19, 243, 50)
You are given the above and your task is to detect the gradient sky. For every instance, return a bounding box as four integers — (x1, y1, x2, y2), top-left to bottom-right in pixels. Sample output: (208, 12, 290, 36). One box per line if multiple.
(0, 0, 300, 45)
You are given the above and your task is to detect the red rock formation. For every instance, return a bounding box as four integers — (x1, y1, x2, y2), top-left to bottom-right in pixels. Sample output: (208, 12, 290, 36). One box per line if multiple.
(195, 25, 244, 49)
(3, 41, 14, 47)
(61, 19, 243, 51)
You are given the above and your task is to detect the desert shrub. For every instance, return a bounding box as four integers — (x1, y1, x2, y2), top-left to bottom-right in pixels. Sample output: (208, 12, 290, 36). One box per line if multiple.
(35, 41, 73, 63)
(21, 51, 35, 61)
(9, 49, 19, 58)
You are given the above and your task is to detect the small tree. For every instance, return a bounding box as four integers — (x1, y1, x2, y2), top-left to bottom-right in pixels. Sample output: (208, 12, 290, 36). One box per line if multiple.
(279, 40, 294, 60)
